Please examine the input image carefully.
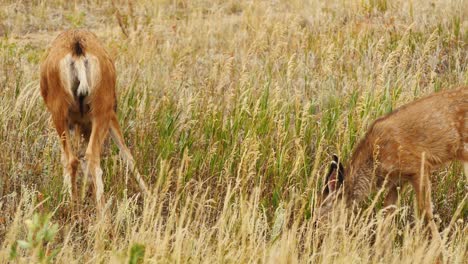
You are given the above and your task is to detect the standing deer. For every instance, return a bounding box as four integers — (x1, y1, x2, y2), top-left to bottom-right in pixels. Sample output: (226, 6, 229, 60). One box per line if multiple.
(318, 87, 467, 238)
(40, 29, 148, 212)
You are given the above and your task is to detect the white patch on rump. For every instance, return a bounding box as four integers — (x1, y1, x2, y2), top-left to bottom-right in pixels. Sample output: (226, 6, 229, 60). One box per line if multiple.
(74, 57, 89, 96)
(85, 55, 101, 92)
(59, 53, 101, 97)
(59, 54, 74, 97)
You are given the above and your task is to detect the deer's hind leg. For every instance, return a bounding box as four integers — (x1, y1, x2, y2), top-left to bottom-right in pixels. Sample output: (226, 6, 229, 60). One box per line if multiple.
(51, 104, 79, 208)
(84, 115, 110, 213)
(109, 113, 148, 194)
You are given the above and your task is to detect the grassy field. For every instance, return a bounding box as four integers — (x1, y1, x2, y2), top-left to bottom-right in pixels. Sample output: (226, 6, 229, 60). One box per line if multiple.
(0, 0, 467, 263)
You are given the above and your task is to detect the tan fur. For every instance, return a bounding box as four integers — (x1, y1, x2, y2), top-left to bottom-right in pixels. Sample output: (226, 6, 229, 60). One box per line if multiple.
(40, 29, 148, 212)
(321, 87, 467, 238)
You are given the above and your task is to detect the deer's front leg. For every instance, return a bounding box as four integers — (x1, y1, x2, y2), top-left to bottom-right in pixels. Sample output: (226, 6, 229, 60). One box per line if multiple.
(383, 185, 398, 213)
(411, 173, 441, 241)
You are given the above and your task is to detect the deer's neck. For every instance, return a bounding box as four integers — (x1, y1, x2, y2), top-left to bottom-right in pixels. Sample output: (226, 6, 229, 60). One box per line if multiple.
(344, 139, 376, 203)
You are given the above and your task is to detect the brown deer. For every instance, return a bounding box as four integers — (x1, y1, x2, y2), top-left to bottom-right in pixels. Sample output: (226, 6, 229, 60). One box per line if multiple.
(318, 87, 467, 238)
(40, 29, 149, 212)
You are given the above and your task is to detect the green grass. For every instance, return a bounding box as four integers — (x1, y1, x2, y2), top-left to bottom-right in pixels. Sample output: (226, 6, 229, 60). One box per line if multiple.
(0, 0, 466, 263)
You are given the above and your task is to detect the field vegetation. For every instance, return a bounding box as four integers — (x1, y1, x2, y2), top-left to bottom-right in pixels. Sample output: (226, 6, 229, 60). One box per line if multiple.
(0, 0, 466, 263)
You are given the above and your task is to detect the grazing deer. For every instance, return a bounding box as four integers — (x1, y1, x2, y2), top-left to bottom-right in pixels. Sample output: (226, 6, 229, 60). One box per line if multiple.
(318, 87, 467, 238)
(40, 29, 149, 212)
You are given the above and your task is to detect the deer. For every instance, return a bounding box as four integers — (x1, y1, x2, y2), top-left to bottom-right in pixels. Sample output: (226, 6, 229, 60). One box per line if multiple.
(40, 29, 149, 212)
(318, 87, 467, 239)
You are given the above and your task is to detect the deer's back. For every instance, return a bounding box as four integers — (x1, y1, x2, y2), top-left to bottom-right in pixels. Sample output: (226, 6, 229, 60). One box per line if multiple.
(42, 30, 113, 69)
(368, 88, 467, 174)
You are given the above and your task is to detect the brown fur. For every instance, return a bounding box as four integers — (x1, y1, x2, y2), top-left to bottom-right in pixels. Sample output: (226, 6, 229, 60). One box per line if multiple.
(40, 29, 148, 212)
(321, 87, 467, 238)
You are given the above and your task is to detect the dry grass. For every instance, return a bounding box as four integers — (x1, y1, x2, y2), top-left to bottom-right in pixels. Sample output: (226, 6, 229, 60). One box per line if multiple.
(0, 0, 467, 263)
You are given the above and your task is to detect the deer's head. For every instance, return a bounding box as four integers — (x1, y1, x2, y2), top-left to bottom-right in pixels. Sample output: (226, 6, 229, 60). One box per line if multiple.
(316, 154, 345, 218)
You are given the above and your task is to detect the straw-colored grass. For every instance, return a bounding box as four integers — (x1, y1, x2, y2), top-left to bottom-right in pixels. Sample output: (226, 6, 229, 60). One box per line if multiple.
(0, 0, 466, 263)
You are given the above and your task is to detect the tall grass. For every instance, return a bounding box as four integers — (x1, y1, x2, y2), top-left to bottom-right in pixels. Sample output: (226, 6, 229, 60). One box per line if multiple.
(0, 0, 466, 262)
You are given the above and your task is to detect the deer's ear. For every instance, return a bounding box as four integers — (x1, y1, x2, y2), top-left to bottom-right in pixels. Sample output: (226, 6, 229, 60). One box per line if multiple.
(324, 155, 344, 194)
(332, 154, 339, 163)
(336, 157, 344, 185)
